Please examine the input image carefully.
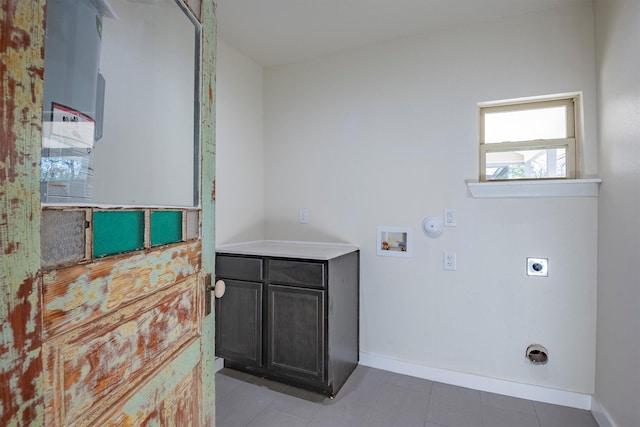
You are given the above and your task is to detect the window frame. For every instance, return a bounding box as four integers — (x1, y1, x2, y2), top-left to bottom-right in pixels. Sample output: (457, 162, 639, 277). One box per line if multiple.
(478, 95, 580, 182)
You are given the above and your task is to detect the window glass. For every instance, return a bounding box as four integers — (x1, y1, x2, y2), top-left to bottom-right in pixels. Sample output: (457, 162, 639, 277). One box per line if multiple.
(41, 0, 199, 207)
(485, 146, 567, 180)
(484, 106, 567, 143)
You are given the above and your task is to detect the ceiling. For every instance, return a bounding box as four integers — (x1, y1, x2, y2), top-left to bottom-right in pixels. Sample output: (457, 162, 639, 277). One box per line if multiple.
(216, 0, 588, 67)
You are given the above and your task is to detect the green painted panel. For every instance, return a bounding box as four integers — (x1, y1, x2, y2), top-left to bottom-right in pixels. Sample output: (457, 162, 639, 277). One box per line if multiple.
(200, 1, 217, 424)
(150, 210, 183, 247)
(93, 211, 145, 258)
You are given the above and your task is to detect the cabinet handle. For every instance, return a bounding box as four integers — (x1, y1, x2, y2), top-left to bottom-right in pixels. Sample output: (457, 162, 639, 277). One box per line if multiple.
(214, 280, 226, 298)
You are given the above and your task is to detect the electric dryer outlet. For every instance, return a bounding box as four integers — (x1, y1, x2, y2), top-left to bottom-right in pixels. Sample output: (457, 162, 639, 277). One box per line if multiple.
(527, 257, 548, 276)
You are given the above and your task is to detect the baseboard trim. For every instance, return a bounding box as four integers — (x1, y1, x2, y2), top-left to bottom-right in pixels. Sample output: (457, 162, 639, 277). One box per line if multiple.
(215, 357, 224, 372)
(591, 398, 618, 427)
(359, 351, 592, 410)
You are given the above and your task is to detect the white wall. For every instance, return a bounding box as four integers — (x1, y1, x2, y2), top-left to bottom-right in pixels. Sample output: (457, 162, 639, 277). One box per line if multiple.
(594, 1, 640, 425)
(263, 3, 598, 394)
(215, 39, 265, 244)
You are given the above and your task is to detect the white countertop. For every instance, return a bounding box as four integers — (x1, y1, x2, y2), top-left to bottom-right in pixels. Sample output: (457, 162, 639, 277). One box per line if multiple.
(216, 240, 359, 260)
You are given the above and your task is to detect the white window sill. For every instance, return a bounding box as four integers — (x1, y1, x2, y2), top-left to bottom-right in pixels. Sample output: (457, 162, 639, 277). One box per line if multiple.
(466, 178, 602, 198)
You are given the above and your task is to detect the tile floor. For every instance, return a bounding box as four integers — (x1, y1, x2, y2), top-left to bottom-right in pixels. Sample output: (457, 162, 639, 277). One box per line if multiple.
(215, 366, 599, 427)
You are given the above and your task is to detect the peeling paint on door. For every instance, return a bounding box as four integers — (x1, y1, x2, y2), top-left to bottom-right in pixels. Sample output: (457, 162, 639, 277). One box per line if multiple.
(199, 0, 218, 424)
(42, 241, 202, 339)
(2, 0, 217, 425)
(43, 276, 201, 426)
(1, 0, 46, 425)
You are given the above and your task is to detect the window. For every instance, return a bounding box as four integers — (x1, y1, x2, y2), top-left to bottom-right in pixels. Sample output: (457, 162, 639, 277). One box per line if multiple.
(479, 94, 579, 181)
(41, 0, 200, 206)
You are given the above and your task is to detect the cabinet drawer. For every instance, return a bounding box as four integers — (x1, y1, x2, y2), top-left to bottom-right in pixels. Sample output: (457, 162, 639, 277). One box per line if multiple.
(268, 259, 325, 288)
(216, 255, 263, 281)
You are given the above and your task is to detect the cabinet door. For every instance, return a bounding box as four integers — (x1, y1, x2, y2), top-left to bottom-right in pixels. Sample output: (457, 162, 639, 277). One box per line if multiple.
(267, 285, 325, 383)
(215, 279, 262, 366)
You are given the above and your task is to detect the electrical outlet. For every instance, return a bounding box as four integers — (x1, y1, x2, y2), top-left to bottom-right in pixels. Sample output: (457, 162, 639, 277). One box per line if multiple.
(444, 208, 457, 227)
(527, 257, 548, 276)
(299, 208, 309, 224)
(444, 251, 456, 271)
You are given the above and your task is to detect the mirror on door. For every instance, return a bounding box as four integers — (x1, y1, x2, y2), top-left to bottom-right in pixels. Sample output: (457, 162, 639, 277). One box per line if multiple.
(41, 0, 200, 207)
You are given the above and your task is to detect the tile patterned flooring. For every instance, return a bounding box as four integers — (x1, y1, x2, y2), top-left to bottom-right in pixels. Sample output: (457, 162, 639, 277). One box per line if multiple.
(215, 366, 599, 427)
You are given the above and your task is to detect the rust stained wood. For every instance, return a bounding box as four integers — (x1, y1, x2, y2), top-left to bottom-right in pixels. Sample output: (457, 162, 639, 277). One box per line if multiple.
(162, 365, 200, 427)
(95, 341, 201, 427)
(199, 0, 218, 425)
(42, 276, 201, 426)
(100, 367, 199, 426)
(0, 0, 46, 426)
(42, 240, 201, 339)
(100, 367, 200, 427)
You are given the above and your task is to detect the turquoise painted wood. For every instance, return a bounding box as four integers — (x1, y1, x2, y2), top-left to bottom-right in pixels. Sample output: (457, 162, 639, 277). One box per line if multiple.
(199, 1, 219, 425)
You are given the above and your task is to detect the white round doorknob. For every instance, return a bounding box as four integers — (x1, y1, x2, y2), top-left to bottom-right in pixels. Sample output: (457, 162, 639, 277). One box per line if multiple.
(214, 280, 226, 298)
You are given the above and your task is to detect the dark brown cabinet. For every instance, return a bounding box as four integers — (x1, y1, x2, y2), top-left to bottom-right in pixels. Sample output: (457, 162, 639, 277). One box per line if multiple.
(268, 284, 325, 383)
(215, 279, 262, 366)
(215, 255, 264, 366)
(215, 244, 359, 396)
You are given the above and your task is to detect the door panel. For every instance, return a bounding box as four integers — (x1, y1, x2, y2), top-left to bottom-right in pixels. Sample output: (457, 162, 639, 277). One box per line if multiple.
(42, 241, 201, 339)
(95, 341, 201, 426)
(43, 272, 201, 425)
(0, 0, 217, 425)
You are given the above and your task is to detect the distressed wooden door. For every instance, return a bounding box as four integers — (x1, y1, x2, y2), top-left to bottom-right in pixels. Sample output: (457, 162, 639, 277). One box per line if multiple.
(1, 1, 217, 425)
